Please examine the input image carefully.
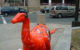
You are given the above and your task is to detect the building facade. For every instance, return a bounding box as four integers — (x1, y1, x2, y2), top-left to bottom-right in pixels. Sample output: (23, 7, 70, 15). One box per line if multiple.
(0, 0, 78, 11)
(0, 0, 10, 6)
(1, 0, 76, 6)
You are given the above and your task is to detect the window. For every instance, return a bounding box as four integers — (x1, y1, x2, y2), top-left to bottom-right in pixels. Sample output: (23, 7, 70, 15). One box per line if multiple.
(4, 0, 7, 2)
(62, 7, 68, 10)
(56, 7, 62, 10)
(65, 0, 76, 4)
(40, 0, 48, 5)
(6, 0, 22, 3)
(68, 7, 75, 10)
(51, 8, 54, 10)
(52, 0, 62, 3)
(56, 6, 68, 10)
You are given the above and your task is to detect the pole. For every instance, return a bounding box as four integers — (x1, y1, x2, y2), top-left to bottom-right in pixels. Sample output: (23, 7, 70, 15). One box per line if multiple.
(62, 0, 65, 5)
(75, 0, 79, 22)
(72, 0, 80, 27)
(49, 0, 52, 7)
(24, 0, 26, 7)
(26, 0, 29, 12)
(14, 0, 15, 6)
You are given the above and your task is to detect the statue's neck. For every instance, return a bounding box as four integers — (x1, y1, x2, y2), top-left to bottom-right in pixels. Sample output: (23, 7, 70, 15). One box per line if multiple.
(22, 18, 30, 41)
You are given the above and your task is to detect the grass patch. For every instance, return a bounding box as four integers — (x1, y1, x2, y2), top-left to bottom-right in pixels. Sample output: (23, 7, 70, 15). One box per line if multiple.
(72, 29, 80, 50)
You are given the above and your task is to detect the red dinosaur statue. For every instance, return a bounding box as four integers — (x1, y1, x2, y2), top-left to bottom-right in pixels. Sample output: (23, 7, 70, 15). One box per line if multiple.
(11, 12, 56, 50)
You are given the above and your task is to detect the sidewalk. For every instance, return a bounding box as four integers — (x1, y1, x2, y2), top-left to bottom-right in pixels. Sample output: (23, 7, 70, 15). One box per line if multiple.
(0, 23, 72, 50)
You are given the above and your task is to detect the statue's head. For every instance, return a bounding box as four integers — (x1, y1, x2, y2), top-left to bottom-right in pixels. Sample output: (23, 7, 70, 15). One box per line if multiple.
(11, 13, 27, 24)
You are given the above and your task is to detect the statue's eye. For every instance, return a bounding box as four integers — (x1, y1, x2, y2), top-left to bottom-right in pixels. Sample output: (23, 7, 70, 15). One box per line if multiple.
(46, 30, 49, 33)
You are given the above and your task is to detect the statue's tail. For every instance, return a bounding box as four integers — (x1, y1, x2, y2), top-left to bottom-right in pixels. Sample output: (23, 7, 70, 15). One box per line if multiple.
(50, 28, 57, 34)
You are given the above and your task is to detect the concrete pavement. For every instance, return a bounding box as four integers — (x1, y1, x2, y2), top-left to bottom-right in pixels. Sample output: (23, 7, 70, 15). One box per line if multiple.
(0, 23, 71, 50)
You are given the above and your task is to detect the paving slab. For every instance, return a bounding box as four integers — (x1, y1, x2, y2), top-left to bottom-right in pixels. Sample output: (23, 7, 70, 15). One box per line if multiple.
(0, 23, 71, 50)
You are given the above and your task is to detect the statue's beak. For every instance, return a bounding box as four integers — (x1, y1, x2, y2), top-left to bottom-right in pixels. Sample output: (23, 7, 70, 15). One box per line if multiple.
(11, 18, 17, 24)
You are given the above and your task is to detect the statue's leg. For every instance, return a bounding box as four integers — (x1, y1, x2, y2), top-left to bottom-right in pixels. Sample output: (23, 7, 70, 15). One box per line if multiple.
(23, 45, 30, 50)
(45, 41, 51, 50)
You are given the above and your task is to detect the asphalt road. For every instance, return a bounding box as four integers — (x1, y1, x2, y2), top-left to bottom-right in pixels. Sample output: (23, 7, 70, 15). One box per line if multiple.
(29, 13, 75, 25)
(0, 13, 79, 25)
